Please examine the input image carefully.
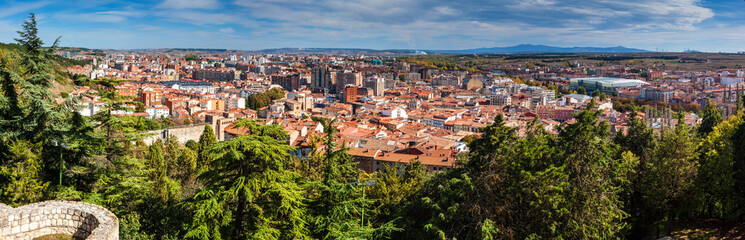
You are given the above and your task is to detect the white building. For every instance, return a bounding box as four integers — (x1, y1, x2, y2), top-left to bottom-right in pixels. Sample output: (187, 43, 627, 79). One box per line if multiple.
(90, 69, 105, 79)
(363, 76, 386, 96)
(166, 81, 216, 94)
(490, 94, 511, 106)
(146, 105, 171, 119)
(721, 77, 743, 86)
(226, 96, 246, 109)
(383, 107, 408, 119)
(77, 101, 104, 117)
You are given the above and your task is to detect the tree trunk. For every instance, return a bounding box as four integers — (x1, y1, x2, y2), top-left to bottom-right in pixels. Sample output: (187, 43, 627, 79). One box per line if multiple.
(656, 222, 660, 239)
(106, 110, 114, 162)
(666, 210, 673, 236)
(234, 190, 246, 239)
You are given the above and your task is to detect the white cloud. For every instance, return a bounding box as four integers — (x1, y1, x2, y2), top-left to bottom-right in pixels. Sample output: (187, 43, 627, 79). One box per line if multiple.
(140, 25, 162, 31)
(155, 11, 243, 25)
(2, 0, 730, 51)
(511, 0, 557, 10)
(608, 0, 714, 30)
(219, 27, 235, 34)
(156, 0, 219, 9)
(56, 11, 143, 23)
(0, 1, 52, 18)
(434, 6, 459, 16)
(228, 0, 717, 49)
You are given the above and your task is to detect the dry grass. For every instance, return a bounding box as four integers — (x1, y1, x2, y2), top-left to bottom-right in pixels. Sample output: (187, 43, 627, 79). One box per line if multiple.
(672, 219, 745, 240)
(32, 234, 84, 240)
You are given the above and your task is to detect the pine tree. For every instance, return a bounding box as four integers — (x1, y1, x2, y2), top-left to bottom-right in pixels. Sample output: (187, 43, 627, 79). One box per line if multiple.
(308, 117, 400, 239)
(314, 117, 358, 181)
(0, 54, 22, 129)
(11, 13, 63, 141)
(200, 119, 308, 239)
(370, 160, 427, 220)
(93, 77, 135, 161)
(695, 111, 742, 219)
(0, 51, 23, 162)
(614, 111, 656, 238)
(729, 111, 745, 219)
(97, 154, 161, 239)
(555, 102, 630, 239)
(59, 112, 102, 190)
(394, 116, 576, 239)
(290, 133, 324, 181)
(183, 189, 231, 240)
(0, 13, 80, 201)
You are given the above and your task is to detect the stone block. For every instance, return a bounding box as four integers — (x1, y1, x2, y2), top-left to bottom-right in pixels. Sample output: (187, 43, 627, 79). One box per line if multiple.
(0, 201, 119, 240)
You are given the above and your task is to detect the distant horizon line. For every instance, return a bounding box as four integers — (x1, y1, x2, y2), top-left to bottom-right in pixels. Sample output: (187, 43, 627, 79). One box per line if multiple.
(54, 44, 647, 51)
(19, 42, 743, 54)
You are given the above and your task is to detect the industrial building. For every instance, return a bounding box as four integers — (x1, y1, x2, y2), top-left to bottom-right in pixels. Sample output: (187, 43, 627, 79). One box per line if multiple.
(570, 77, 648, 93)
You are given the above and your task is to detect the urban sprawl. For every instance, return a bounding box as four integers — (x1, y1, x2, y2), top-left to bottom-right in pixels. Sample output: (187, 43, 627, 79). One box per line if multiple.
(63, 51, 739, 174)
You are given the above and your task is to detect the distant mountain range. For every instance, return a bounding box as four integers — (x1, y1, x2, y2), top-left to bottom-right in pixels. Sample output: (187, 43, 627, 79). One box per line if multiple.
(254, 48, 414, 55)
(430, 44, 649, 54)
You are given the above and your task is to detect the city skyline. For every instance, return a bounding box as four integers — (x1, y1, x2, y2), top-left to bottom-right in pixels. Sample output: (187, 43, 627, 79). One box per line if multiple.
(0, 0, 743, 52)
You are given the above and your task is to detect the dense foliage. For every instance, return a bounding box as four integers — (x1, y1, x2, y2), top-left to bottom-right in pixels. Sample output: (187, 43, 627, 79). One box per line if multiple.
(398, 55, 482, 72)
(245, 88, 285, 110)
(3, 14, 745, 240)
(184, 54, 201, 62)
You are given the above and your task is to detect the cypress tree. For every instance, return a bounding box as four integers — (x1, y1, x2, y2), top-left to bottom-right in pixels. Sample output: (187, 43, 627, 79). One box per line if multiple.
(197, 124, 217, 170)
(698, 99, 722, 138)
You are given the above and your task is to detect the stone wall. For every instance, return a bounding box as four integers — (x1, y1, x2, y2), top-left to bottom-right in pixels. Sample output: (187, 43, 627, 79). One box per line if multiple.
(143, 123, 209, 145)
(0, 201, 118, 240)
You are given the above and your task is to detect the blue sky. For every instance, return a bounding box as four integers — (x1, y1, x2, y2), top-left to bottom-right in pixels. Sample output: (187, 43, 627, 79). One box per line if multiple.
(0, 0, 743, 52)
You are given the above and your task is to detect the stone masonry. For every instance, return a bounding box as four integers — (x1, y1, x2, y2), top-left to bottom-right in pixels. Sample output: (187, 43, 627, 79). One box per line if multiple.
(142, 123, 208, 145)
(0, 200, 118, 240)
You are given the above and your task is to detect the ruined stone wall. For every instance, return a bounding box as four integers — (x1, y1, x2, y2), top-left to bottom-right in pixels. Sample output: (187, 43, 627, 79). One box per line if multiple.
(0, 201, 118, 240)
